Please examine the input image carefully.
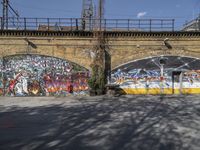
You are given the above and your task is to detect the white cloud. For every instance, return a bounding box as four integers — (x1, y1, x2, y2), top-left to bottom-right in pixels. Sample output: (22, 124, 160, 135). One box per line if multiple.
(137, 12, 147, 18)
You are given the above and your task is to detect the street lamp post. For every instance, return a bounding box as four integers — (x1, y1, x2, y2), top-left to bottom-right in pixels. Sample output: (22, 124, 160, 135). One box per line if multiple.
(159, 57, 167, 94)
(160, 64, 164, 94)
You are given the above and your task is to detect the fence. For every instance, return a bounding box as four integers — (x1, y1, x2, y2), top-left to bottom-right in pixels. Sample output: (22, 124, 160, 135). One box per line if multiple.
(0, 17, 175, 32)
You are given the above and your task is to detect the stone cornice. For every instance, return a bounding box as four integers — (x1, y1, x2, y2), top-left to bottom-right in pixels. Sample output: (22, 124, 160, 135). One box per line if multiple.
(0, 30, 200, 38)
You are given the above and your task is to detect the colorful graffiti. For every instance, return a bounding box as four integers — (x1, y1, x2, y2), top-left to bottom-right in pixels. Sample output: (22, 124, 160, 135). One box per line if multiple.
(111, 56, 200, 94)
(0, 55, 89, 96)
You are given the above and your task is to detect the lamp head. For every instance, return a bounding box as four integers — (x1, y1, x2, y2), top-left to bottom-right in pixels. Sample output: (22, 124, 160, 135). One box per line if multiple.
(159, 57, 168, 65)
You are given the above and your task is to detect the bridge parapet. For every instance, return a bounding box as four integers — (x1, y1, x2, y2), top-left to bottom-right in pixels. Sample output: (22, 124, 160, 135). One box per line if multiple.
(0, 30, 200, 70)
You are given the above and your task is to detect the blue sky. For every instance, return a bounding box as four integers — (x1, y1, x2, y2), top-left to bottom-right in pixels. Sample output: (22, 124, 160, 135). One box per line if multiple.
(1, 0, 200, 29)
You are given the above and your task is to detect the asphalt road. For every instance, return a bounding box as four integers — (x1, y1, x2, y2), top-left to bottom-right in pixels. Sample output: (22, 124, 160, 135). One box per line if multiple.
(0, 95, 200, 150)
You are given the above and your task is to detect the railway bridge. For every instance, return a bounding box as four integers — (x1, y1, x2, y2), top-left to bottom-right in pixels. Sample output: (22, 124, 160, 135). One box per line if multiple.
(0, 18, 200, 95)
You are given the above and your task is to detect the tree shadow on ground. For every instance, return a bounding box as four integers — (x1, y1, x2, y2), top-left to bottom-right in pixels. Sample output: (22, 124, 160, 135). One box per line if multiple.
(0, 95, 200, 150)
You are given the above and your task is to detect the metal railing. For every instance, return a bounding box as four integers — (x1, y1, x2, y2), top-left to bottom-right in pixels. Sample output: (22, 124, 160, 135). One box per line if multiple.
(0, 17, 175, 32)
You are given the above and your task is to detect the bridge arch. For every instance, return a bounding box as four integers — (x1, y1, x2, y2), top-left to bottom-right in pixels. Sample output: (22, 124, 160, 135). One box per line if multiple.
(111, 48, 200, 70)
(111, 55, 200, 95)
(0, 54, 90, 96)
(112, 55, 200, 71)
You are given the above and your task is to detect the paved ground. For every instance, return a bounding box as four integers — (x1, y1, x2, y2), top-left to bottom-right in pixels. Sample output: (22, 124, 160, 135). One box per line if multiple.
(0, 95, 200, 150)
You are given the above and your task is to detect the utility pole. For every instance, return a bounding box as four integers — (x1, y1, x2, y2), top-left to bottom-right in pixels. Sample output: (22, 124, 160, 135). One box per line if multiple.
(2, 0, 9, 29)
(2, 0, 19, 29)
(98, 0, 104, 31)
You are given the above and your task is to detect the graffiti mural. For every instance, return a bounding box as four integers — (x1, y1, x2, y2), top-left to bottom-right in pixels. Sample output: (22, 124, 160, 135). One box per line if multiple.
(111, 56, 200, 94)
(0, 55, 89, 96)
